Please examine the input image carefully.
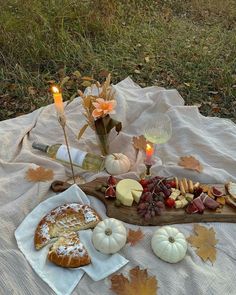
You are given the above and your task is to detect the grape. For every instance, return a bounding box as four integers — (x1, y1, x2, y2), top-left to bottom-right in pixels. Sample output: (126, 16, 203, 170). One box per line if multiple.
(147, 183, 155, 191)
(154, 206, 160, 213)
(161, 185, 171, 197)
(141, 192, 152, 202)
(138, 203, 147, 210)
(194, 187, 203, 198)
(156, 201, 165, 208)
(154, 186, 161, 194)
(159, 192, 165, 198)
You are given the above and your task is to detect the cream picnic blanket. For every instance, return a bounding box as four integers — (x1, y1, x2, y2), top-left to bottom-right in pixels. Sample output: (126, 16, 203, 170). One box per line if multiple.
(1, 77, 236, 295)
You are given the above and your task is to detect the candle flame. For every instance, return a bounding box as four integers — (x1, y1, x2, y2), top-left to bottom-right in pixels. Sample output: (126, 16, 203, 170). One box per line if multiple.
(52, 86, 60, 93)
(146, 143, 152, 151)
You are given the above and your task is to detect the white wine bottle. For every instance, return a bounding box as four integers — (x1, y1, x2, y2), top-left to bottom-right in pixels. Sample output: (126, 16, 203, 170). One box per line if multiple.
(32, 142, 105, 172)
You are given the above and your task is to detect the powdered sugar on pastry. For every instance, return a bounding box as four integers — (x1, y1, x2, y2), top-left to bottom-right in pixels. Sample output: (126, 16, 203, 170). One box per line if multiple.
(48, 232, 91, 267)
(34, 203, 101, 250)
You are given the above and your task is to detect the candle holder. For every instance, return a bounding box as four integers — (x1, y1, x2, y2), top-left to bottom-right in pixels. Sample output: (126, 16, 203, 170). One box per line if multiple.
(52, 85, 77, 185)
(140, 159, 156, 180)
(58, 114, 76, 185)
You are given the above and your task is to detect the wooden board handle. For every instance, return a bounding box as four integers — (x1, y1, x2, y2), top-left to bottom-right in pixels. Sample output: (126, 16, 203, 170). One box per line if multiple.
(51, 180, 72, 192)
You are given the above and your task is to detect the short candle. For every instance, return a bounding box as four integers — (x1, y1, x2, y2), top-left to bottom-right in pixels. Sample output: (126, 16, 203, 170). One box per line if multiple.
(52, 86, 64, 115)
(145, 143, 154, 164)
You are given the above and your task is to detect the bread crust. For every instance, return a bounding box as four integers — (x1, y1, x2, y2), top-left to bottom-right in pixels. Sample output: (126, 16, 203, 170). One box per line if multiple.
(48, 232, 91, 268)
(34, 203, 101, 250)
(225, 195, 236, 209)
(226, 182, 236, 202)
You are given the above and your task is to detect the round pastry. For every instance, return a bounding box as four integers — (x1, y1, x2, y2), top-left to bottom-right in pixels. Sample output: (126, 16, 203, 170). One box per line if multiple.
(48, 232, 91, 268)
(34, 203, 101, 250)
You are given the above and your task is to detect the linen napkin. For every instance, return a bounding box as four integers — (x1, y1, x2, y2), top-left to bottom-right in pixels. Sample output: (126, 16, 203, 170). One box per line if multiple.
(15, 184, 129, 295)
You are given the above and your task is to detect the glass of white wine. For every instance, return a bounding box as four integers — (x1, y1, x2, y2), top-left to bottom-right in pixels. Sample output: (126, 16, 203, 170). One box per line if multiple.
(144, 113, 172, 164)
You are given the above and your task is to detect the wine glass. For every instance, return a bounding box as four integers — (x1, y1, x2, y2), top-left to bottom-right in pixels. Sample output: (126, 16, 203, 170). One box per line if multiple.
(144, 113, 172, 144)
(144, 113, 172, 164)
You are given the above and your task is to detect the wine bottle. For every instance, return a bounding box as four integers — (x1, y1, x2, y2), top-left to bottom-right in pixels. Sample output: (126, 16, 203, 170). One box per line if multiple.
(32, 142, 105, 172)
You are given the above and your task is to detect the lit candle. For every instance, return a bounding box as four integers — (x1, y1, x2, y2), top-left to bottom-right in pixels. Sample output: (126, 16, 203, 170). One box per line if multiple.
(52, 86, 64, 115)
(145, 143, 154, 164)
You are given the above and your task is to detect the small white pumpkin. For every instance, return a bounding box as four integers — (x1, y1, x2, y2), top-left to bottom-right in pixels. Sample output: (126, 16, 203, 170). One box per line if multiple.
(105, 153, 131, 175)
(151, 226, 187, 263)
(92, 218, 127, 254)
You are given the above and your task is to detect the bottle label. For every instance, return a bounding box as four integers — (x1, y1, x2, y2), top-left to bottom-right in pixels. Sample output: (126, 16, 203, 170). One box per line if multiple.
(56, 145, 87, 167)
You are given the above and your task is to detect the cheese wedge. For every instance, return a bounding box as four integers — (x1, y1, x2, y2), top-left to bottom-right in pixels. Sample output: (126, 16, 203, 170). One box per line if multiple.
(116, 179, 143, 206)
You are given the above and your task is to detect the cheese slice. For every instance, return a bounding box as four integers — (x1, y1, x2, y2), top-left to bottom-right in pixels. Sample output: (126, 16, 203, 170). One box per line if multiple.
(116, 179, 143, 206)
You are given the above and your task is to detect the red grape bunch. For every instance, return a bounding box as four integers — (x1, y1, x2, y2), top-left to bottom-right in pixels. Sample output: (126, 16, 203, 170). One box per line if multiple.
(137, 176, 175, 220)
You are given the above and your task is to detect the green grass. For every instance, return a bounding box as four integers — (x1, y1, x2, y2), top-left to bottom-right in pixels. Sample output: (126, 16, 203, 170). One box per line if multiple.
(0, 0, 236, 121)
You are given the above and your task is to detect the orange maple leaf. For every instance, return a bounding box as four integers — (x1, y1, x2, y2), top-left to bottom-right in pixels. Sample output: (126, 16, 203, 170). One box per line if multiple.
(25, 166, 54, 182)
(110, 266, 158, 295)
(187, 224, 218, 264)
(178, 155, 203, 173)
(127, 228, 144, 246)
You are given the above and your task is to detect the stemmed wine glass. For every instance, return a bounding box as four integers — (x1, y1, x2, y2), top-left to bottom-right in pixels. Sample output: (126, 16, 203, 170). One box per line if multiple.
(144, 113, 172, 166)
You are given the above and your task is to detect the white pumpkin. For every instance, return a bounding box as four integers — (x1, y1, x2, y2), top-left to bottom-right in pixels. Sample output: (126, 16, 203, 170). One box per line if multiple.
(151, 226, 187, 263)
(92, 218, 127, 254)
(105, 153, 131, 175)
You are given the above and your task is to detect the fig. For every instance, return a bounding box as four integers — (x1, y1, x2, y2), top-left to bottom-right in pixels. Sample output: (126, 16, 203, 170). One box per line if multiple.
(105, 186, 116, 198)
(212, 186, 224, 197)
(107, 175, 117, 186)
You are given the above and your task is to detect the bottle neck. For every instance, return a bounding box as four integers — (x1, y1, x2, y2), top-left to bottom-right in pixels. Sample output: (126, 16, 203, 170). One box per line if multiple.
(32, 142, 49, 153)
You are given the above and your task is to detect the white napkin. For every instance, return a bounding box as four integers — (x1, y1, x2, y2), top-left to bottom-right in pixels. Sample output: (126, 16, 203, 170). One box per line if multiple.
(15, 184, 129, 295)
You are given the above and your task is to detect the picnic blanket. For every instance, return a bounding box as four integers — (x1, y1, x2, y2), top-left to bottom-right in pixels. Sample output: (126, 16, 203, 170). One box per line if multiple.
(1, 77, 236, 295)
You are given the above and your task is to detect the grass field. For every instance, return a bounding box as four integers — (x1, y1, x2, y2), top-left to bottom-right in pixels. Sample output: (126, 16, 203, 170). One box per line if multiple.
(0, 0, 236, 121)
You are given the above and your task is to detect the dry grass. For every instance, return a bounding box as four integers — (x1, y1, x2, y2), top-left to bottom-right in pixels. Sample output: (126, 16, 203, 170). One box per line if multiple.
(0, 0, 235, 121)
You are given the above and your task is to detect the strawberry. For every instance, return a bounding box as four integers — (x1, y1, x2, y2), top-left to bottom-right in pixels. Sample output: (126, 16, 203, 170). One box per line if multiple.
(139, 178, 149, 187)
(166, 180, 176, 188)
(165, 198, 175, 208)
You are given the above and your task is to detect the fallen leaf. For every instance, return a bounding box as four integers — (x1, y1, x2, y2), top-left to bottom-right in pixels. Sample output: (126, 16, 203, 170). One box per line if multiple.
(184, 82, 191, 87)
(8, 83, 18, 91)
(98, 69, 110, 78)
(144, 56, 150, 63)
(58, 68, 65, 78)
(60, 76, 70, 87)
(134, 69, 141, 74)
(81, 76, 94, 81)
(127, 228, 144, 246)
(81, 80, 92, 87)
(187, 224, 218, 264)
(193, 102, 202, 108)
(208, 91, 219, 95)
(73, 70, 81, 78)
(28, 86, 37, 95)
(133, 135, 148, 151)
(212, 106, 221, 113)
(110, 266, 158, 295)
(178, 156, 203, 173)
(25, 166, 54, 182)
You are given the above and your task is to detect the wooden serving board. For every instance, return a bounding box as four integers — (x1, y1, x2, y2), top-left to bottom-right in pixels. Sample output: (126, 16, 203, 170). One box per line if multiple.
(51, 178, 236, 226)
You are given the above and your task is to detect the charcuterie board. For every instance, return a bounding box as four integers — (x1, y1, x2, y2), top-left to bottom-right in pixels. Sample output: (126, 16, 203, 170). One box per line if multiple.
(51, 178, 236, 226)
